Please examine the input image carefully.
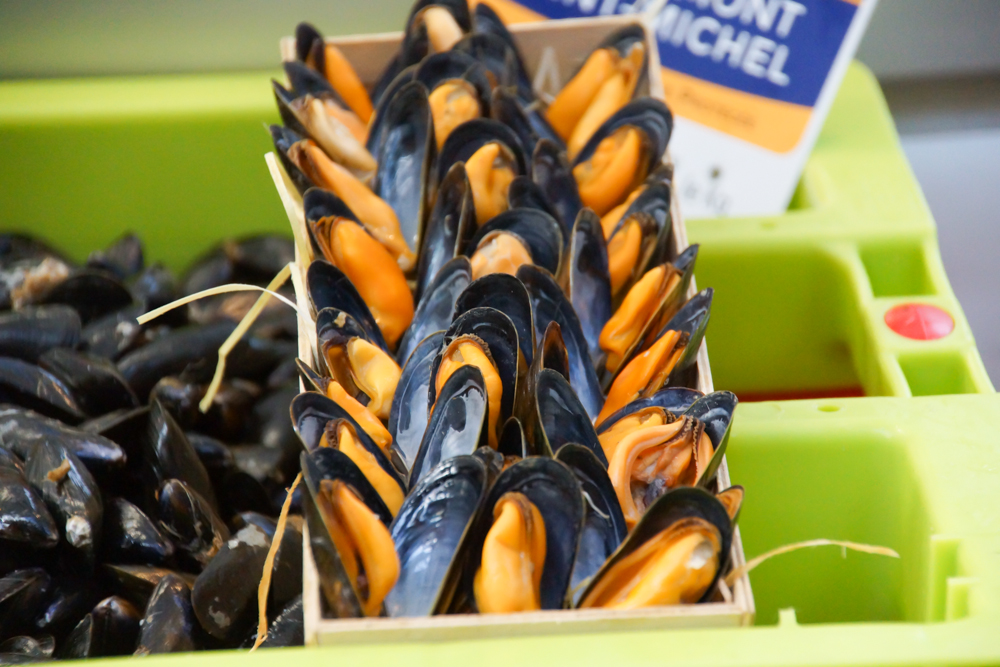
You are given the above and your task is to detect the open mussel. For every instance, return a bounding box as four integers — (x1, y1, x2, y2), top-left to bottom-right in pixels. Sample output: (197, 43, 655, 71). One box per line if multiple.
(304, 191, 415, 347)
(301, 447, 397, 618)
(456, 457, 583, 612)
(601, 181, 674, 284)
(272, 74, 376, 184)
(572, 98, 672, 216)
(306, 260, 389, 352)
(547, 24, 649, 159)
(577, 487, 732, 609)
(295, 22, 374, 123)
(430, 306, 520, 451)
(596, 386, 703, 437)
(315, 306, 401, 420)
(683, 390, 738, 487)
(466, 207, 564, 280)
(604, 414, 712, 528)
(290, 391, 401, 505)
(319, 418, 406, 516)
(598, 245, 698, 382)
(415, 51, 492, 150)
(437, 119, 527, 226)
(596, 389, 732, 531)
(598, 285, 711, 423)
(297, 363, 392, 453)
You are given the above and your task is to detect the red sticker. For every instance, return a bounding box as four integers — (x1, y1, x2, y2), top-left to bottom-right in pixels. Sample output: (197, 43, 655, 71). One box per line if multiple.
(884, 303, 954, 341)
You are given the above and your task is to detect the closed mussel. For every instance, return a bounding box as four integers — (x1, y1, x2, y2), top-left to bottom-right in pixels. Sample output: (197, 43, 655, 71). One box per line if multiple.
(157, 479, 229, 571)
(387, 332, 445, 472)
(0, 306, 80, 362)
(454, 272, 534, 367)
(398, 256, 472, 365)
(385, 455, 486, 616)
(555, 445, 626, 605)
(24, 441, 103, 564)
(409, 364, 489, 486)
(547, 23, 649, 159)
(517, 265, 604, 421)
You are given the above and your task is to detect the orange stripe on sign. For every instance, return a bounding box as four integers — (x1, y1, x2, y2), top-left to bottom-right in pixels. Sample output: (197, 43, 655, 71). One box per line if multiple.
(469, 0, 545, 24)
(659, 67, 812, 153)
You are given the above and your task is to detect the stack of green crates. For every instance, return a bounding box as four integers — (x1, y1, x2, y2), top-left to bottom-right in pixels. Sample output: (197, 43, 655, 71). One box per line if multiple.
(2, 59, 999, 665)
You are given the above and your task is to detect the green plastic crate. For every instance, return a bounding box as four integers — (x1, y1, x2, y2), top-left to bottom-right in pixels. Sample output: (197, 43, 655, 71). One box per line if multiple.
(2, 61, 1000, 665)
(685, 65, 994, 401)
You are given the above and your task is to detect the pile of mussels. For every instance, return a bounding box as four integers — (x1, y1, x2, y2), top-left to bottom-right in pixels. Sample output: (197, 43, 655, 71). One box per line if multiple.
(273, 0, 744, 620)
(0, 232, 305, 659)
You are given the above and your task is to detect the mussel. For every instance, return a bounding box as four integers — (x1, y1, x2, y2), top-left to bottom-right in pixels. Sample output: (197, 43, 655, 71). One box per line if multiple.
(578, 487, 732, 609)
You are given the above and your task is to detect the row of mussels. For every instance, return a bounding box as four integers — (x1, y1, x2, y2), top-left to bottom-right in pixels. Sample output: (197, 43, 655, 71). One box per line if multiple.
(0, 232, 305, 659)
(271, 0, 744, 620)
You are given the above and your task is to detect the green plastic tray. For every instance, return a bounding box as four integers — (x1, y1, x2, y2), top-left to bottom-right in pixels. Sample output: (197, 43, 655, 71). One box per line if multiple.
(2, 61, 1000, 665)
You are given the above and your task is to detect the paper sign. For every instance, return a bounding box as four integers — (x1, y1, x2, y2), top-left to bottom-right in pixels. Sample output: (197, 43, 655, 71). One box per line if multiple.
(481, 0, 877, 218)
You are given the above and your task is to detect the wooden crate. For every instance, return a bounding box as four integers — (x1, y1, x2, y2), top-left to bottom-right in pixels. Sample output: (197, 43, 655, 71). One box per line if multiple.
(269, 13, 755, 646)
